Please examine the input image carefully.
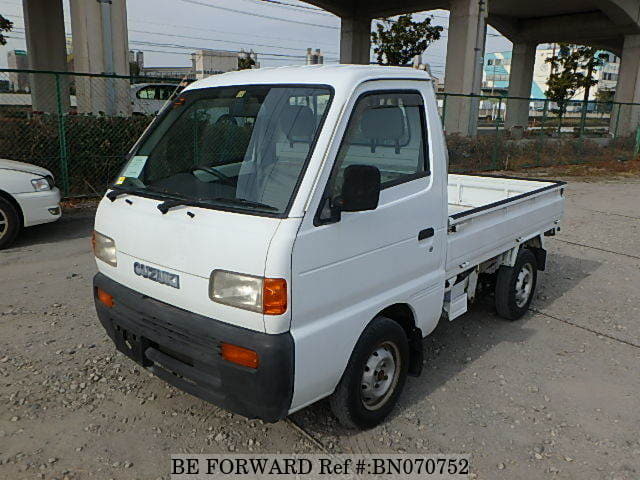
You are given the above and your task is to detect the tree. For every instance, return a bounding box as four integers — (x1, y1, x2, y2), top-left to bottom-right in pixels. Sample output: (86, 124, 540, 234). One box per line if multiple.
(371, 14, 443, 66)
(0, 14, 13, 46)
(238, 51, 256, 70)
(545, 44, 606, 124)
(595, 88, 615, 114)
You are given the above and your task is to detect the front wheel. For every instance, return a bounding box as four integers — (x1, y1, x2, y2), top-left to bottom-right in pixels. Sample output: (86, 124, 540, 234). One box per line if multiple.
(329, 317, 409, 429)
(0, 197, 20, 250)
(495, 248, 538, 320)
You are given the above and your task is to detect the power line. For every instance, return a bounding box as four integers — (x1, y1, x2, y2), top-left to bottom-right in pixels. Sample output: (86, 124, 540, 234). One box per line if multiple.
(5, 31, 338, 61)
(4, 14, 339, 58)
(130, 39, 338, 59)
(128, 28, 338, 55)
(128, 18, 338, 47)
(245, 0, 333, 15)
(180, 0, 340, 30)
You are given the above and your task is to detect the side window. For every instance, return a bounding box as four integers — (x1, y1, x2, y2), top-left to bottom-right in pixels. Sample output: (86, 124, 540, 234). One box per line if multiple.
(137, 86, 157, 100)
(158, 86, 175, 100)
(329, 91, 428, 198)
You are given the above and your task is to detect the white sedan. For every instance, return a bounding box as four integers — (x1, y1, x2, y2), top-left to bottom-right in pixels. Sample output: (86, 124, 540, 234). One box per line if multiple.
(0, 159, 62, 249)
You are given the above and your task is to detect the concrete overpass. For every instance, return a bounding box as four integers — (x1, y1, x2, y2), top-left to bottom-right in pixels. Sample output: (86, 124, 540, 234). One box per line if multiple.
(21, 0, 130, 115)
(304, 0, 640, 136)
(19, 0, 640, 136)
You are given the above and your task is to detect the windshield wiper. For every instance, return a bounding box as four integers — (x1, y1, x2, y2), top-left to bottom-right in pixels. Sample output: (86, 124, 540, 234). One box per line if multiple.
(106, 185, 142, 202)
(107, 184, 186, 205)
(209, 197, 278, 211)
(156, 199, 184, 214)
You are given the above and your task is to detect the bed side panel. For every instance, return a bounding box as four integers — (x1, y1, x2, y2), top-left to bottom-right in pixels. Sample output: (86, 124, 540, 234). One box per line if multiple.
(445, 188, 563, 274)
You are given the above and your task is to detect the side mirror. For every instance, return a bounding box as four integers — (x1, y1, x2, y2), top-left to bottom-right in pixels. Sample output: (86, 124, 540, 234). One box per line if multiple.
(341, 164, 381, 212)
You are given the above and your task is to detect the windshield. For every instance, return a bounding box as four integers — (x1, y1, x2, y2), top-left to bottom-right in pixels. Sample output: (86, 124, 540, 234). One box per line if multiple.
(116, 85, 333, 215)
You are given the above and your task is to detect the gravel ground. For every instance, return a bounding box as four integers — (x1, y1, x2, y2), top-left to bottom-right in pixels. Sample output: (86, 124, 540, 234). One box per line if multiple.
(1, 178, 639, 480)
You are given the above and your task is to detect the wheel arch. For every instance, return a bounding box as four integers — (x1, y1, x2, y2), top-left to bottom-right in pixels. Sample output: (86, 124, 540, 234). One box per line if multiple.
(378, 303, 423, 376)
(0, 189, 25, 227)
(522, 235, 546, 271)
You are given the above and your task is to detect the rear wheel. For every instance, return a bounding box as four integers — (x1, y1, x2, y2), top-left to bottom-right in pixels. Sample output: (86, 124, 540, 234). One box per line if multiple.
(329, 316, 409, 429)
(495, 248, 538, 320)
(0, 197, 20, 250)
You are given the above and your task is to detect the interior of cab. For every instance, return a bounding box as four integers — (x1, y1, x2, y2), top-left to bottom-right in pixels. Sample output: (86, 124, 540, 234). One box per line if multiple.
(134, 86, 331, 213)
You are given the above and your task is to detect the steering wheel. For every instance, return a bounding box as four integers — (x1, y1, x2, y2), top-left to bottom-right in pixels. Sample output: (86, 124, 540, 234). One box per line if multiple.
(189, 165, 235, 186)
(215, 114, 238, 126)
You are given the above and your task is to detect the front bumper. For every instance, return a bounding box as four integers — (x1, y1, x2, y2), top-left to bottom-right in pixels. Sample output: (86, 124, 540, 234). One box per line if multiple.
(93, 273, 294, 422)
(14, 187, 62, 227)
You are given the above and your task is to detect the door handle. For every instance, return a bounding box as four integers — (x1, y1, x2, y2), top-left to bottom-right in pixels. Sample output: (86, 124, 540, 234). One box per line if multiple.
(418, 228, 434, 241)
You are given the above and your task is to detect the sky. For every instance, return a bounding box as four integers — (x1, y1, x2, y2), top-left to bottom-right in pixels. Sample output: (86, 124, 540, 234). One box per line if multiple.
(0, 0, 512, 79)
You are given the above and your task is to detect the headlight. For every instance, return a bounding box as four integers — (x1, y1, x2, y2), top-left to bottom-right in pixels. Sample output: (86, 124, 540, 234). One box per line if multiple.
(31, 177, 52, 191)
(210, 270, 287, 315)
(92, 231, 117, 267)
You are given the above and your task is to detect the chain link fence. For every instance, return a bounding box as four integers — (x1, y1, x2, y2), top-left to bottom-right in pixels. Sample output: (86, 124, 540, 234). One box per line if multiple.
(0, 68, 639, 198)
(438, 92, 640, 173)
(0, 68, 189, 198)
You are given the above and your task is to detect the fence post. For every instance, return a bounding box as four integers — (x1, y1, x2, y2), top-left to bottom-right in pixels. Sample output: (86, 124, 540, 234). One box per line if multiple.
(54, 73, 69, 196)
(441, 93, 447, 127)
(613, 103, 622, 139)
(491, 96, 502, 170)
(578, 99, 588, 138)
(535, 99, 549, 166)
(634, 124, 640, 158)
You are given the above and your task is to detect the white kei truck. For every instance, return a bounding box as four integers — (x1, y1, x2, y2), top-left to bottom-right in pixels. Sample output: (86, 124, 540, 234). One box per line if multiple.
(92, 65, 565, 429)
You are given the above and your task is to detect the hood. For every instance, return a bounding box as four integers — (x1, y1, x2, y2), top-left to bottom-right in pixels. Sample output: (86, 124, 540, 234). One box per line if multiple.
(0, 158, 53, 178)
(93, 194, 283, 332)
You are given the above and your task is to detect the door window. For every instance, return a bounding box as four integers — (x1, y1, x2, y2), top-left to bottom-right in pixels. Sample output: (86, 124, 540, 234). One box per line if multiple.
(328, 91, 429, 198)
(136, 86, 157, 100)
(157, 86, 175, 100)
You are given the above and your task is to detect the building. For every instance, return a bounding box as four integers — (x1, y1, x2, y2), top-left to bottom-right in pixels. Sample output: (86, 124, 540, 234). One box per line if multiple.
(191, 49, 240, 79)
(139, 49, 260, 81)
(141, 66, 195, 80)
(482, 45, 621, 102)
(7, 50, 30, 92)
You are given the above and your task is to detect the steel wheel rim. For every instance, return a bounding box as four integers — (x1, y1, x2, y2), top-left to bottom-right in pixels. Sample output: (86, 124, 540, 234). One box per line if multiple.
(0, 207, 7, 240)
(515, 262, 534, 308)
(360, 341, 401, 411)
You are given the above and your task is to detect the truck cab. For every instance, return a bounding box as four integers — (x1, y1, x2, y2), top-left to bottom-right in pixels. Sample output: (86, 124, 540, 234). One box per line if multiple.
(93, 66, 564, 429)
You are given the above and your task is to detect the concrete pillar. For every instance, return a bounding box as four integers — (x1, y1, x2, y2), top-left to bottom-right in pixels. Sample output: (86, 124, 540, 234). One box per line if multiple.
(70, 0, 131, 115)
(611, 34, 640, 137)
(340, 17, 371, 64)
(505, 42, 537, 131)
(22, 0, 70, 113)
(443, 0, 488, 136)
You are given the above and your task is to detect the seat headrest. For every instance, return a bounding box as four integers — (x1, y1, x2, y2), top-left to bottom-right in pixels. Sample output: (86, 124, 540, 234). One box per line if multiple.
(360, 105, 405, 143)
(279, 105, 315, 146)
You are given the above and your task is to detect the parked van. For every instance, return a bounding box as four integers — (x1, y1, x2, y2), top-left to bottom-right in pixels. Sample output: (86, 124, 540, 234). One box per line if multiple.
(131, 83, 183, 115)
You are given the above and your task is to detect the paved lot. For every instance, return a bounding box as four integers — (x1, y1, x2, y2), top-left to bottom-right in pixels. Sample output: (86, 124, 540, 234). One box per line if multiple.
(1, 178, 639, 480)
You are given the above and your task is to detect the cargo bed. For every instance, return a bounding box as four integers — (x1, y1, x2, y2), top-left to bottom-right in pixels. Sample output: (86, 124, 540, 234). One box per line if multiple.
(445, 174, 565, 275)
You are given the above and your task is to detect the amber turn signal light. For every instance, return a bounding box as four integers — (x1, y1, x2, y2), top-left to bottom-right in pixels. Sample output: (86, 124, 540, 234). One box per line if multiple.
(263, 278, 287, 315)
(220, 343, 259, 369)
(96, 288, 114, 308)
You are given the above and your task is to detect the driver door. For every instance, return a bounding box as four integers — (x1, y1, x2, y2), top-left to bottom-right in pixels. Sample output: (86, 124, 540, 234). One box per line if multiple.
(289, 81, 447, 408)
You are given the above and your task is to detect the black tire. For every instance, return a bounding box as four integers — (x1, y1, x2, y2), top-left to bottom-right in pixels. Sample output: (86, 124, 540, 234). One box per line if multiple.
(0, 197, 20, 250)
(329, 316, 409, 429)
(495, 248, 538, 320)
